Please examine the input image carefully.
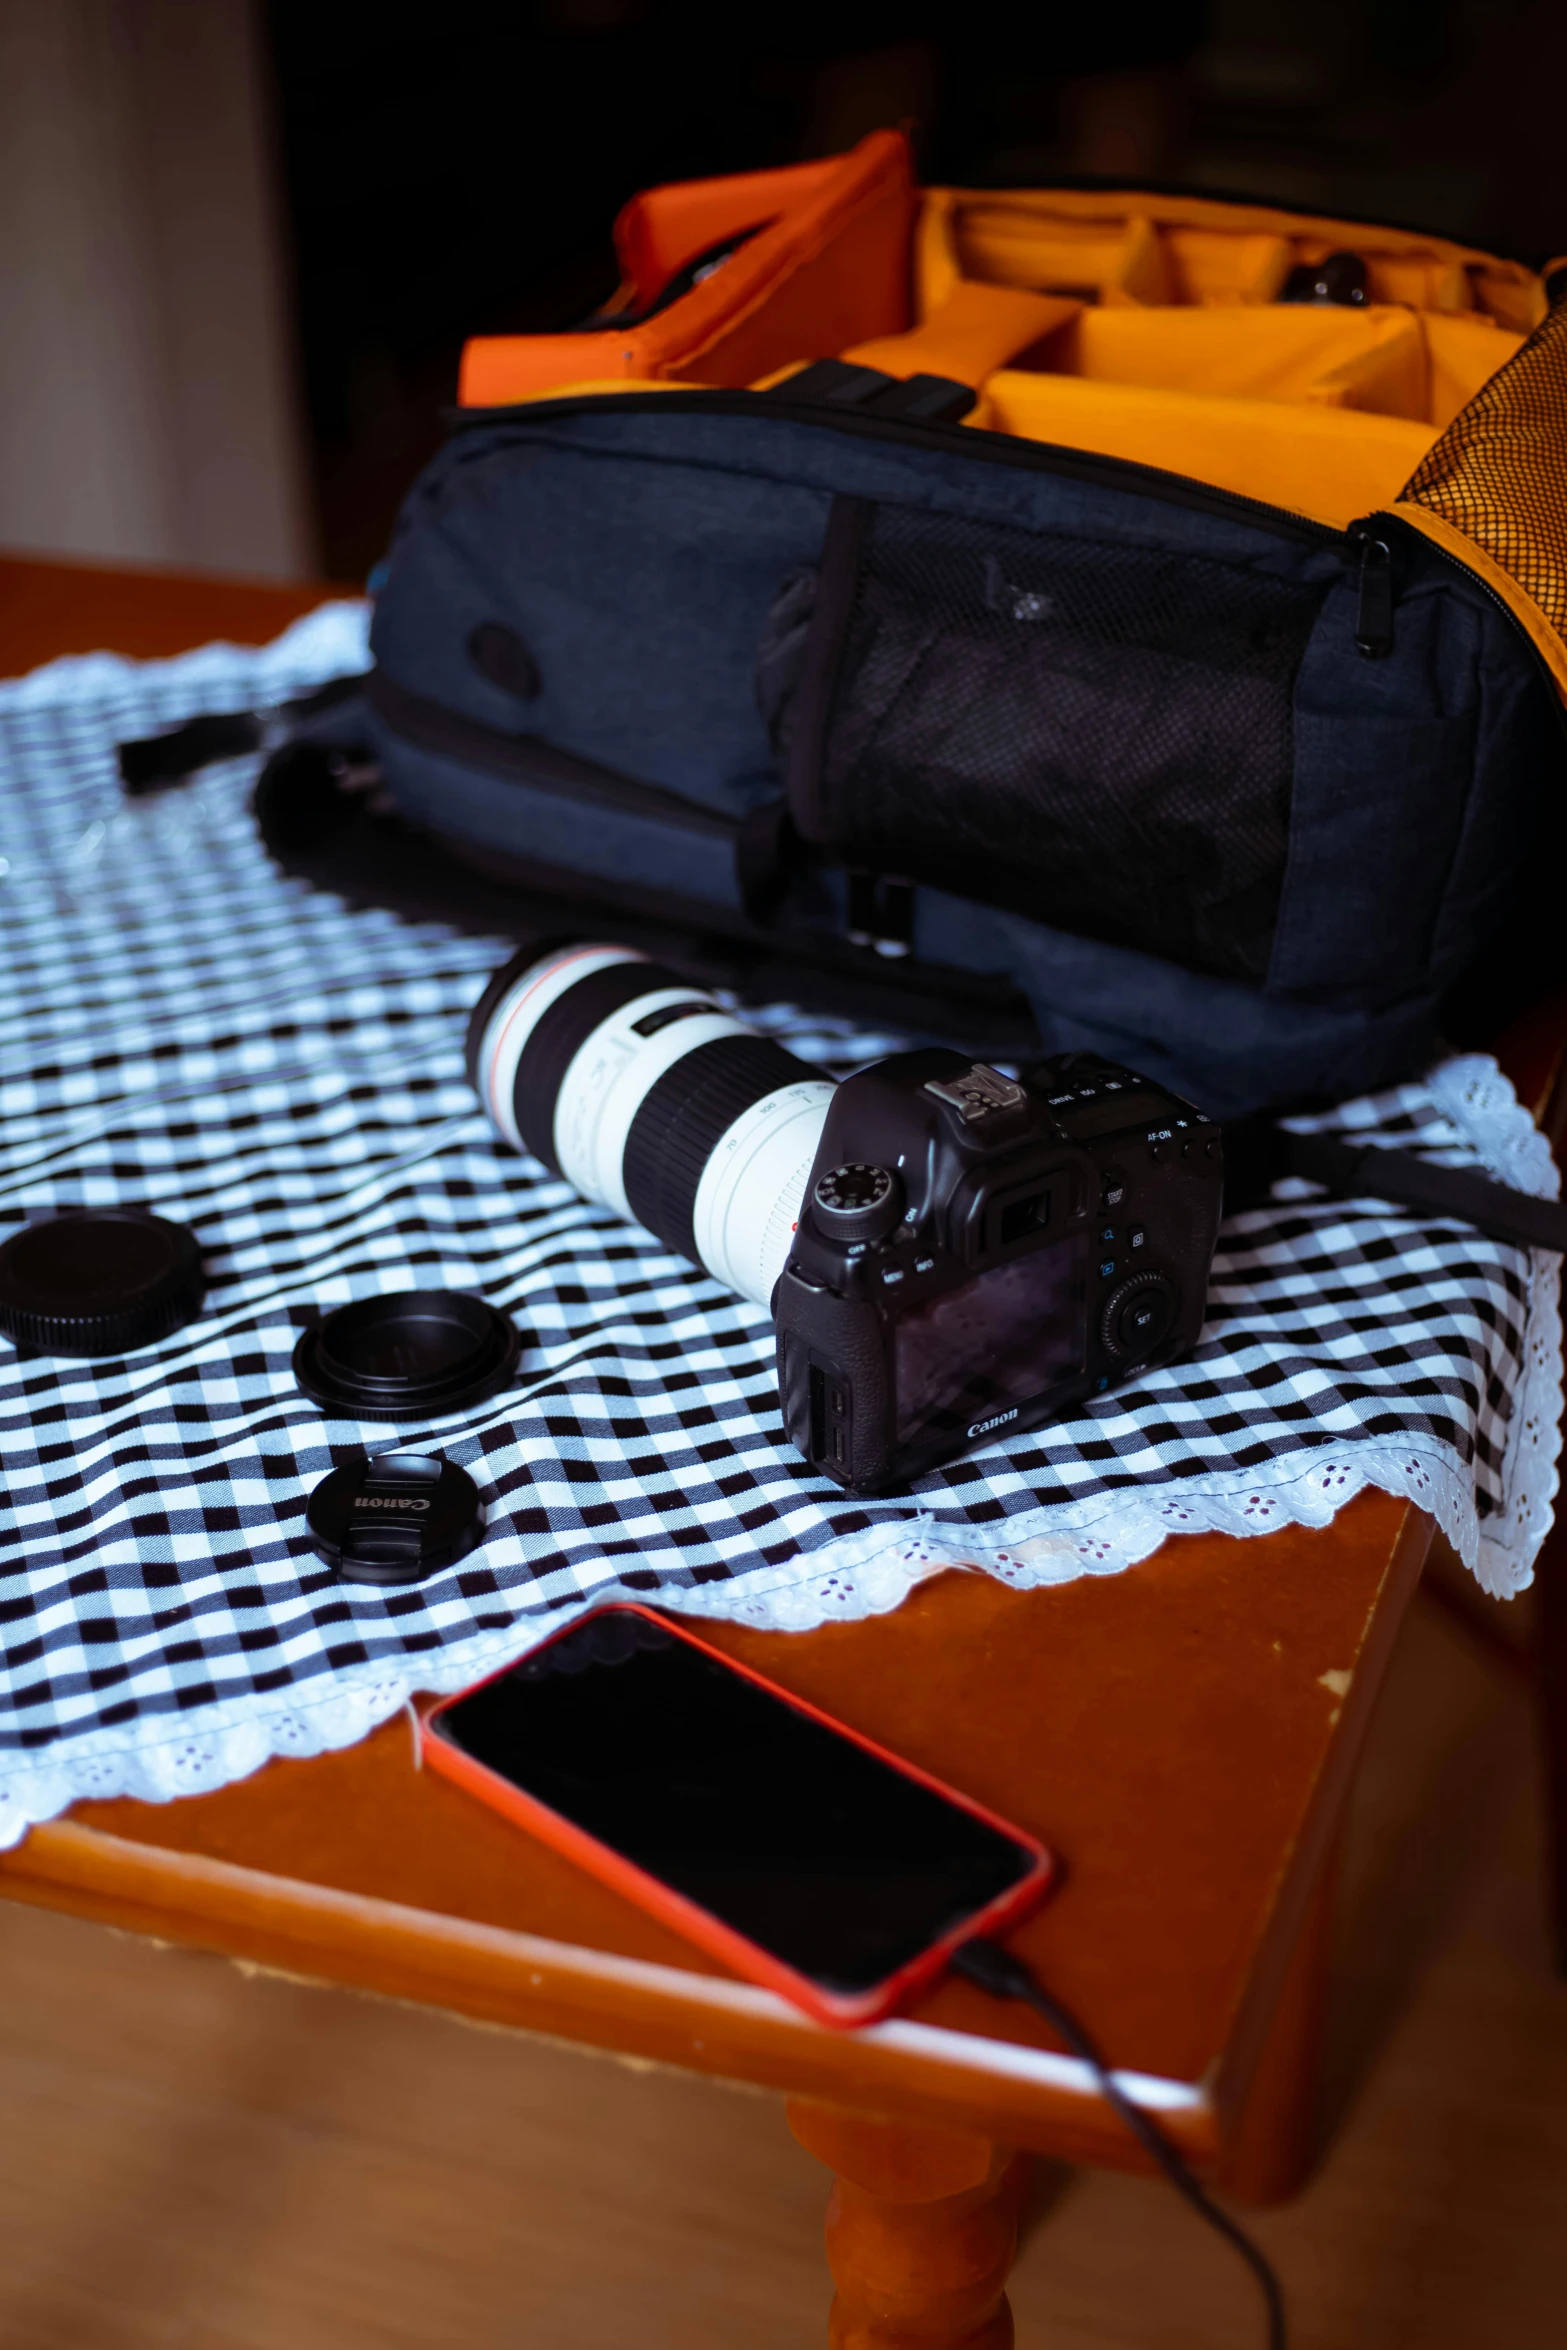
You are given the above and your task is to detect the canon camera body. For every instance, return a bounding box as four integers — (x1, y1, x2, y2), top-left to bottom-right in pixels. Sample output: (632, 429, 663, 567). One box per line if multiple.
(470, 945, 1222, 1496)
(776, 1049, 1223, 1493)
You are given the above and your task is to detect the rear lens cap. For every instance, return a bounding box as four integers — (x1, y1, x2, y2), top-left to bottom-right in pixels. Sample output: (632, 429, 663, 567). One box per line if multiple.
(292, 1288, 520, 1420)
(306, 1450, 485, 1585)
(0, 1208, 205, 1357)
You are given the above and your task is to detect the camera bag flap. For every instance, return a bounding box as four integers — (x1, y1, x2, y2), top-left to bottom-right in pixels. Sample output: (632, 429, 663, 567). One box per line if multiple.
(314, 135, 1567, 1119)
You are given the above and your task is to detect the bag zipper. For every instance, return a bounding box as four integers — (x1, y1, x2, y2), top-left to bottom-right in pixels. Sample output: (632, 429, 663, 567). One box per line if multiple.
(447, 386, 1346, 551)
(1348, 527, 1394, 657)
(365, 670, 737, 837)
(1351, 509, 1567, 735)
(441, 396, 1567, 730)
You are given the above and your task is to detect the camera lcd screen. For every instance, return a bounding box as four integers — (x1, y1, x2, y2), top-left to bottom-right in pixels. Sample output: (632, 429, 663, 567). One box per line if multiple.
(431, 1610, 1039, 1993)
(895, 1235, 1087, 1447)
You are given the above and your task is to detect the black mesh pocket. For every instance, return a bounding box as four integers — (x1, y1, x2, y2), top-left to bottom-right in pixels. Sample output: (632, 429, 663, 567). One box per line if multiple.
(775, 498, 1329, 981)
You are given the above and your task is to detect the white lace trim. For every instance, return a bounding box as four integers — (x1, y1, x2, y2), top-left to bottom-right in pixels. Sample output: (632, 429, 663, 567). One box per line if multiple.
(1422, 1055, 1563, 1595)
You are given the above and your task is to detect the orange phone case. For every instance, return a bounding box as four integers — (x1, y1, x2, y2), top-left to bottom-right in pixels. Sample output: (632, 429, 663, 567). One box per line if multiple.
(422, 1603, 1055, 2029)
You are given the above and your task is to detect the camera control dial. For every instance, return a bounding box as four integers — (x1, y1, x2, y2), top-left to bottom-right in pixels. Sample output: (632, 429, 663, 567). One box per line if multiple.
(812, 1163, 904, 1244)
(1101, 1270, 1178, 1361)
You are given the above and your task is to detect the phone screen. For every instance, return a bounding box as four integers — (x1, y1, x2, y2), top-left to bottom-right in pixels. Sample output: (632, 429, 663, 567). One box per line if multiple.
(431, 1607, 1040, 1996)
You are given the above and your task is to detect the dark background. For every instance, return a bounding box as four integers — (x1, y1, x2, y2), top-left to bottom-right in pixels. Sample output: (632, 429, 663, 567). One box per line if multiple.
(261, 0, 1567, 582)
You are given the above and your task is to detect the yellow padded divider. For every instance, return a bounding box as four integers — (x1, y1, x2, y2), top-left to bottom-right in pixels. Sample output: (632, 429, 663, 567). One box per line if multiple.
(842, 280, 1079, 389)
(980, 371, 1437, 530)
(1424, 312, 1528, 428)
(1017, 305, 1427, 414)
(924, 186, 1545, 330)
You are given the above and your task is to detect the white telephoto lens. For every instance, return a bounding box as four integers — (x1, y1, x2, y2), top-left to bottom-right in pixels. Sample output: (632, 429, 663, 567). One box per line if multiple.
(468, 943, 832, 1309)
(689, 1079, 835, 1306)
(471, 942, 642, 1152)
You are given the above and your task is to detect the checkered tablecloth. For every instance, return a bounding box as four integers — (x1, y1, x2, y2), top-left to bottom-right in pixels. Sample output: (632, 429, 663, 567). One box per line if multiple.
(0, 607, 1558, 1842)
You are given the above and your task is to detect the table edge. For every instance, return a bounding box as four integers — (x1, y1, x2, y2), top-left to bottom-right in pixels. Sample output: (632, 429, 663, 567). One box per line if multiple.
(0, 1811, 1215, 2170)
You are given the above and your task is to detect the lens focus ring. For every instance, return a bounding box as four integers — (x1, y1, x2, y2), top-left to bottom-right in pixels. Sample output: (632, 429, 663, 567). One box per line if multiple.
(512, 960, 686, 1170)
(470, 942, 833, 1311)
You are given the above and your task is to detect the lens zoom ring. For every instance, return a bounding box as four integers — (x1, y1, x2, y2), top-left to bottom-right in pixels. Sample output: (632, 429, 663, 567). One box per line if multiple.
(624, 1036, 818, 1268)
(511, 960, 683, 1169)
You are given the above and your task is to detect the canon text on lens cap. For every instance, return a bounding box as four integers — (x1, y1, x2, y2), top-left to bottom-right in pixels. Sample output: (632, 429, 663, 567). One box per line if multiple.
(306, 1451, 486, 1585)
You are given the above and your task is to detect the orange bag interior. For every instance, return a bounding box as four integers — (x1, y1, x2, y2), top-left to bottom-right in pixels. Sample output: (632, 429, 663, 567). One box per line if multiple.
(458, 137, 1546, 538)
(892, 187, 1541, 528)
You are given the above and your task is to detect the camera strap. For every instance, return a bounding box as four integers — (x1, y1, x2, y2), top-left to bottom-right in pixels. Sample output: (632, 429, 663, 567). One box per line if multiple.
(115, 672, 367, 795)
(1226, 1120, 1567, 1256)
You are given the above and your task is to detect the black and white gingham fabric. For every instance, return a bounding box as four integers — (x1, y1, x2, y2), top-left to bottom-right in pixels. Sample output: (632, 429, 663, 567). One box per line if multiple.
(0, 609, 1559, 1840)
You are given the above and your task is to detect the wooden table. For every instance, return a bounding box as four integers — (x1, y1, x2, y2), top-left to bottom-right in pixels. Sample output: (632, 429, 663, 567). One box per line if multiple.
(0, 552, 1449, 2347)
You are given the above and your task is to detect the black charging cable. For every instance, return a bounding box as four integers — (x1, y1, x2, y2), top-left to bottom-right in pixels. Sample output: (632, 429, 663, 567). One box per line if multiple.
(950, 1938, 1287, 2350)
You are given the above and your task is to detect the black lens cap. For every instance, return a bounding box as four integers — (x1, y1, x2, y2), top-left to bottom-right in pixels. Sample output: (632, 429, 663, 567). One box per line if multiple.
(292, 1288, 520, 1421)
(0, 1208, 205, 1358)
(306, 1450, 486, 1585)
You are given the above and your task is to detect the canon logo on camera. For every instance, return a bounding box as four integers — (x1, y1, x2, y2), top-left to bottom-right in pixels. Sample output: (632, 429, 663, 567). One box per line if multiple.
(968, 1405, 1020, 1439)
(352, 1494, 431, 1512)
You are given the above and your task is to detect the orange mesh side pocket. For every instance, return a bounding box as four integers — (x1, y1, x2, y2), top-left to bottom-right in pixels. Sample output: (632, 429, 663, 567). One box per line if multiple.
(1400, 296, 1567, 647)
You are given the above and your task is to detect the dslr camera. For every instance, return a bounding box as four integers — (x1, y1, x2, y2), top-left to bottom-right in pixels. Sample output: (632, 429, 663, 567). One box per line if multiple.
(470, 945, 1222, 1495)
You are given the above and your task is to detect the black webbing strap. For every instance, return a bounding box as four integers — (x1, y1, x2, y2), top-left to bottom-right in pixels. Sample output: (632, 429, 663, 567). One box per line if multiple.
(768, 358, 977, 424)
(1272, 1128, 1567, 1255)
(117, 673, 367, 795)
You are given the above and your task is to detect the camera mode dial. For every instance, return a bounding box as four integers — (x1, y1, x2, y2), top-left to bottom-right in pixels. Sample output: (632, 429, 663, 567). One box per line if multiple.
(811, 1163, 903, 1244)
(1101, 1270, 1178, 1362)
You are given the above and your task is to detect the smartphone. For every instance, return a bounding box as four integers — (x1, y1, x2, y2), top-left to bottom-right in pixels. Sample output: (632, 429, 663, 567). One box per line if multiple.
(423, 1603, 1054, 2029)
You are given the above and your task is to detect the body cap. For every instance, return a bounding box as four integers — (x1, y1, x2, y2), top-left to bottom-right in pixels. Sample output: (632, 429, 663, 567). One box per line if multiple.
(0, 1209, 205, 1357)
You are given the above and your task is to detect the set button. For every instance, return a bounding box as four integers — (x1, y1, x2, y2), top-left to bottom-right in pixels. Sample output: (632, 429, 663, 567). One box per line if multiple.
(1101, 1271, 1178, 1361)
